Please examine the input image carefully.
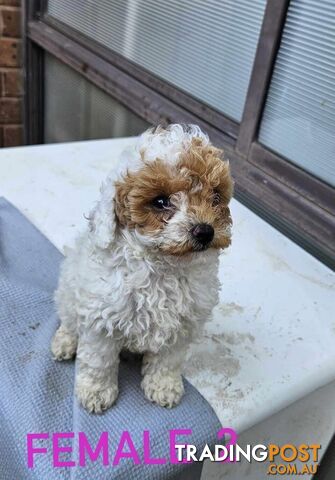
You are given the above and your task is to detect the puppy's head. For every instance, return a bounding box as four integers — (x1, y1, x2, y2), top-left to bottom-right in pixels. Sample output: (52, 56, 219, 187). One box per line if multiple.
(90, 125, 233, 256)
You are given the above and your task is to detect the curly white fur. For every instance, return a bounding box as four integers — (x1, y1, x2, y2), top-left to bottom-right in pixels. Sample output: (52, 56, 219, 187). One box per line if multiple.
(51, 125, 224, 413)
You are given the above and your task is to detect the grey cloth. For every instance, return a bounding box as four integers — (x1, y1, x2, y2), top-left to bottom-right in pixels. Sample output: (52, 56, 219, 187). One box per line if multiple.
(0, 197, 222, 479)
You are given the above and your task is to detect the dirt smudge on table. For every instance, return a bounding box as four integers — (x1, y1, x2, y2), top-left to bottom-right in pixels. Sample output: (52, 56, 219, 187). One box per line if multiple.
(218, 302, 244, 316)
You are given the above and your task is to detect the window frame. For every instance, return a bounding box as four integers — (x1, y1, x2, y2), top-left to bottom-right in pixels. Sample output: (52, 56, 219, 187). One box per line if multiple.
(23, 0, 335, 269)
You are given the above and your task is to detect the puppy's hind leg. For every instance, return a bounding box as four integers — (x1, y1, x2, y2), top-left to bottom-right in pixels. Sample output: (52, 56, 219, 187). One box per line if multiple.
(51, 324, 78, 361)
(51, 281, 78, 361)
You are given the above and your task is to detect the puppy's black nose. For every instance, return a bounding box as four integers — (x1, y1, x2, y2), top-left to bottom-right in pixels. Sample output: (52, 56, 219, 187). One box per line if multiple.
(191, 223, 214, 245)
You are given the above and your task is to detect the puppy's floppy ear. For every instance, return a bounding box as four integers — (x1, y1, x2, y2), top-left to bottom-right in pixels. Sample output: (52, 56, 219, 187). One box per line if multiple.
(88, 177, 117, 249)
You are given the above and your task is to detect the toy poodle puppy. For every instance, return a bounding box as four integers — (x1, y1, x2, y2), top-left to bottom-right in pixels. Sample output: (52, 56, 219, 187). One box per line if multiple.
(51, 124, 233, 413)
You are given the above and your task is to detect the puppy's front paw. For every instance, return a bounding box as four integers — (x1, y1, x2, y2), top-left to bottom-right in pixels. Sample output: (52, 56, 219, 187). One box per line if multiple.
(76, 383, 118, 414)
(141, 371, 184, 408)
(51, 326, 77, 361)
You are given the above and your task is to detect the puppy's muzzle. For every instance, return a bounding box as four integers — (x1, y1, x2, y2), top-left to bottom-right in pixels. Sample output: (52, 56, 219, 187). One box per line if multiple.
(191, 223, 214, 250)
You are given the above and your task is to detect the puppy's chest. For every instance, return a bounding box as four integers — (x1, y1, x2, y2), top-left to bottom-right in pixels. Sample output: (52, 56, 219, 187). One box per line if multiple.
(99, 256, 219, 351)
(131, 270, 195, 316)
(128, 264, 217, 324)
(123, 269, 207, 351)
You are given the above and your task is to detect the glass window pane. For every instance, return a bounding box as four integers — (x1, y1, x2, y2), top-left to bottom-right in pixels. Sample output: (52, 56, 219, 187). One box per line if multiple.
(259, 0, 335, 187)
(44, 54, 149, 143)
(47, 0, 267, 122)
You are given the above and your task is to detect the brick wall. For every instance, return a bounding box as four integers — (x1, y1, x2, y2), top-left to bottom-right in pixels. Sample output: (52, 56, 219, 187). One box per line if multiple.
(0, 0, 23, 147)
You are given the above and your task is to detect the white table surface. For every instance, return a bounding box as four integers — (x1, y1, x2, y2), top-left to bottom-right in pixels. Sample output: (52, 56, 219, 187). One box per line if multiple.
(1, 137, 334, 432)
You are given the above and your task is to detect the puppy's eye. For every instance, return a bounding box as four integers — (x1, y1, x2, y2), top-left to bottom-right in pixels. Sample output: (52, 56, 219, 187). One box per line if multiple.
(152, 195, 171, 210)
(212, 190, 221, 206)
